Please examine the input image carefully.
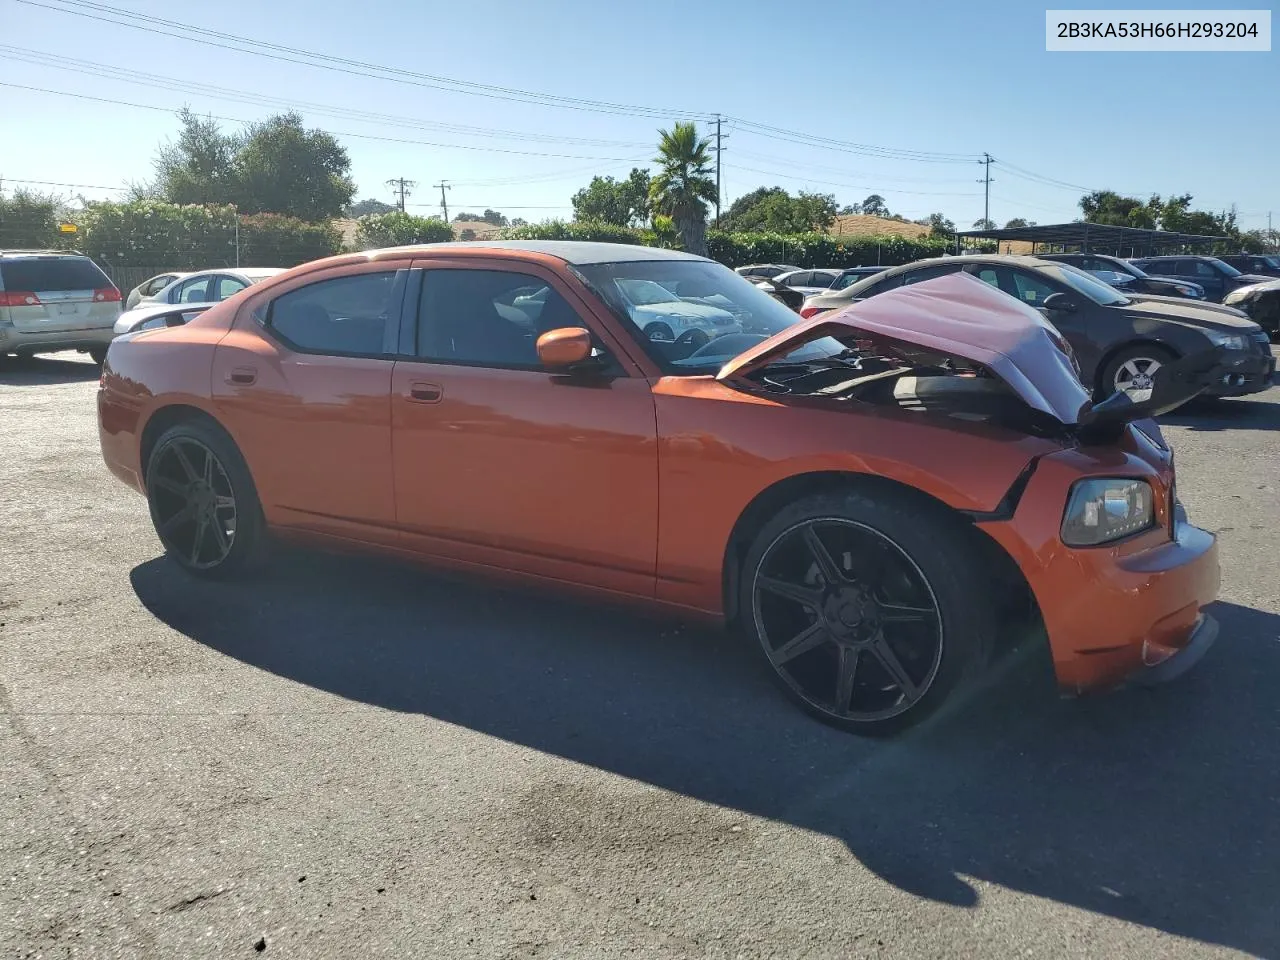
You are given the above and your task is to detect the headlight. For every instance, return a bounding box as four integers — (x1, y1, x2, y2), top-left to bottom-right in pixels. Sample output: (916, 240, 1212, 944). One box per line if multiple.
(1205, 330, 1248, 350)
(1062, 478, 1155, 546)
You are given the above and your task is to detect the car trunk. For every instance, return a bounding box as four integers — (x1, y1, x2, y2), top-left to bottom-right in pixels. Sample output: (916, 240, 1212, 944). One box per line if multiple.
(0, 258, 120, 333)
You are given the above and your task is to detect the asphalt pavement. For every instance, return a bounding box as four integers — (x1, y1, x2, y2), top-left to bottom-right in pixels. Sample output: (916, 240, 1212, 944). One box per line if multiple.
(2, 352, 1278, 959)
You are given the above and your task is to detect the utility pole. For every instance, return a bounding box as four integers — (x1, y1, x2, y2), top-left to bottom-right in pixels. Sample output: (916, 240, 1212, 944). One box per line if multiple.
(976, 153, 994, 228)
(713, 115, 723, 225)
(386, 177, 416, 212)
(433, 180, 451, 222)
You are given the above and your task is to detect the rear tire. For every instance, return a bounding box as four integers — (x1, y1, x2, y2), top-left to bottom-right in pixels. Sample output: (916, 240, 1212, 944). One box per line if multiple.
(145, 419, 267, 579)
(738, 488, 991, 736)
(88, 347, 108, 366)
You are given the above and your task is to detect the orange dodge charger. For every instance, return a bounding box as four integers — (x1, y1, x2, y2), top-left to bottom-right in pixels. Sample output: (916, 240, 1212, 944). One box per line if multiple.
(99, 242, 1221, 734)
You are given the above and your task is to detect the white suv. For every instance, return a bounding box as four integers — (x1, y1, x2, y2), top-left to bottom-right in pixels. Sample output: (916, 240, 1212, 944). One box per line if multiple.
(0, 251, 122, 364)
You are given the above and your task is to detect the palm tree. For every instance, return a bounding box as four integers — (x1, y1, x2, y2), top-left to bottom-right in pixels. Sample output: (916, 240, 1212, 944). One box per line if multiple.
(649, 122, 718, 256)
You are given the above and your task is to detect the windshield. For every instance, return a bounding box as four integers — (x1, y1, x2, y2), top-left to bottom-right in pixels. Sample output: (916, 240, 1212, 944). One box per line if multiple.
(1263, 256, 1280, 269)
(1041, 263, 1130, 306)
(1209, 258, 1242, 277)
(577, 259, 842, 372)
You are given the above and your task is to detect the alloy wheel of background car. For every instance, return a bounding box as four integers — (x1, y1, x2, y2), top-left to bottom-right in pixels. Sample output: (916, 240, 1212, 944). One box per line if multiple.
(148, 436, 239, 570)
(1113, 356, 1163, 402)
(643, 321, 674, 342)
(751, 517, 945, 725)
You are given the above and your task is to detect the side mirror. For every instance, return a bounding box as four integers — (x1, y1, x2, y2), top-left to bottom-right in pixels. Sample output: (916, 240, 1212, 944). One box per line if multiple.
(536, 327, 594, 369)
(1042, 292, 1077, 312)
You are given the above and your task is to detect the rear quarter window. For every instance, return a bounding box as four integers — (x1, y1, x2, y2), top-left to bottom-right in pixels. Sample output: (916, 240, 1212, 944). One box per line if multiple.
(0, 258, 111, 291)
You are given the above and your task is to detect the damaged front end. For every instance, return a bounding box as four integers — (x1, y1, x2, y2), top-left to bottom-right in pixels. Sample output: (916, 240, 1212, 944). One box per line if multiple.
(717, 272, 1228, 444)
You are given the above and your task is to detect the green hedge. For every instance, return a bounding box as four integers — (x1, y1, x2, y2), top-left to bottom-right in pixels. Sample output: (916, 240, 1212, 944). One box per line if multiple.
(497, 219, 956, 268)
(76, 201, 341, 272)
(0, 191, 74, 250)
(354, 212, 453, 249)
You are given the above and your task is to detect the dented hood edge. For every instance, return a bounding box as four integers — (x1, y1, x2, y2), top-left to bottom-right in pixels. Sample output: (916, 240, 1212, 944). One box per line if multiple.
(717, 272, 1093, 425)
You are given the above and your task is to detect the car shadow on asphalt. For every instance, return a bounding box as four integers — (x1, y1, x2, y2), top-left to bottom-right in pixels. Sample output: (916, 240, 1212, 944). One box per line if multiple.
(0, 355, 101, 384)
(131, 551, 1280, 958)
(1161, 394, 1280, 432)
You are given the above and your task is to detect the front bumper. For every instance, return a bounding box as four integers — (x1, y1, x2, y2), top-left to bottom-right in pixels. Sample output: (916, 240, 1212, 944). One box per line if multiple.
(1202, 347, 1274, 396)
(978, 448, 1220, 693)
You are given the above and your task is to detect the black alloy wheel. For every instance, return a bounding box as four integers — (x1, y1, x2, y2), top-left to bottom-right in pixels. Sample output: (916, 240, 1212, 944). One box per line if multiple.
(753, 518, 944, 723)
(146, 419, 266, 577)
(740, 490, 988, 734)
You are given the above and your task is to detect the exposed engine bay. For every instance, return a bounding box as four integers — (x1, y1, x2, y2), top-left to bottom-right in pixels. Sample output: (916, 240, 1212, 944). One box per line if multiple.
(746, 344, 1067, 437)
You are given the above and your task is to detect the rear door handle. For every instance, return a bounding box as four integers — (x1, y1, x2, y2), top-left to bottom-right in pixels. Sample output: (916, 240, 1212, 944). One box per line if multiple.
(226, 367, 257, 385)
(408, 381, 442, 403)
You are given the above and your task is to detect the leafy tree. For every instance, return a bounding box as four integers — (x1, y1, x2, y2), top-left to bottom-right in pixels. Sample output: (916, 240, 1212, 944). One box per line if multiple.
(1078, 190, 1159, 229)
(571, 168, 652, 227)
(649, 123, 717, 255)
(1003, 217, 1035, 228)
(509, 217, 528, 227)
(972, 218, 997, 230)
(348, 198, 397, 217)
(923, 212, 955, 236)
(354, 212, 453, 249)
(153, 108, 238, 206)
(459, 228, 477, 240)
(723, 187, 837, 233)
(0, 189, 70, 249)
(860, 194, 889, 218)
(838, 203, 860, 215)
(453, 209, 508, 226)
(232, 113, 354, 220)
(152, 110, 354, 220)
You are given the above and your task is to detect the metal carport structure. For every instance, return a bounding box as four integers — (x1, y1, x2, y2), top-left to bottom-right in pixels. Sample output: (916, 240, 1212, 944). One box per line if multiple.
(955, 222, 1225, 257)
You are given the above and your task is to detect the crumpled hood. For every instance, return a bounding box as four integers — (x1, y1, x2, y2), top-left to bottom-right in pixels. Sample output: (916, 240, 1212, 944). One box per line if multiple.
(717, 272, 1093, 424)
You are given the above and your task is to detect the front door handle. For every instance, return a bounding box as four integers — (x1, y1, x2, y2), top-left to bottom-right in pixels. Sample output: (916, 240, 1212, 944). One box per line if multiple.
(226, 366, 257, 385)
(408, 381, 442, 403)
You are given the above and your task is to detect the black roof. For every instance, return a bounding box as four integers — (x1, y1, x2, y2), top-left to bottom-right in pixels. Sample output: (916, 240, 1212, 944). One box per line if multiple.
(956, 221, 1224, 252)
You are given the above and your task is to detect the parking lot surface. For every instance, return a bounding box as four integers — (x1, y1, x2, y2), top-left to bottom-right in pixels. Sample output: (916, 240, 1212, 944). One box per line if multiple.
(3, 353, 1278, 959)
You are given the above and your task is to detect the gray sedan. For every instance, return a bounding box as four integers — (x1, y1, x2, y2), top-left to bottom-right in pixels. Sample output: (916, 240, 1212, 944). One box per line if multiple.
(142, 268, 285, 308)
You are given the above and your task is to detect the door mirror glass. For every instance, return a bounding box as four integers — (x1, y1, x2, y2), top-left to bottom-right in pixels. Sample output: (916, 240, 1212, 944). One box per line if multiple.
(536, 327, 592, 368)
(1042, 292, 1077, 312)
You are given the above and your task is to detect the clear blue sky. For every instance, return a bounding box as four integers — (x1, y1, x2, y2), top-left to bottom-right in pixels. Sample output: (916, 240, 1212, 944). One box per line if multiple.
(1, 0, 1276, 230)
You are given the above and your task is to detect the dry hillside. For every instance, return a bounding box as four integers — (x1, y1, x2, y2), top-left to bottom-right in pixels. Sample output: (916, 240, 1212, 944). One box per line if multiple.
(827, 215, 931, 239)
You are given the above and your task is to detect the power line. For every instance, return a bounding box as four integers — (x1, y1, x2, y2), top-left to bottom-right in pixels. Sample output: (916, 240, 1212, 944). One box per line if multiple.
(0, 82, 650, 162)
(2, 177, 125, 191)
(13, 0, 716, 121)
(720, 162, 983, 198)
(0, 45, 651, 150)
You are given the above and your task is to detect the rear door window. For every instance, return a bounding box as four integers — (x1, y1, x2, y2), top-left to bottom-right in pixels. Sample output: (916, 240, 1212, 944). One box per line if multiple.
(0, 257, 110, 291)
(265, 271, 401, 357)
(901, 264, 964, 286)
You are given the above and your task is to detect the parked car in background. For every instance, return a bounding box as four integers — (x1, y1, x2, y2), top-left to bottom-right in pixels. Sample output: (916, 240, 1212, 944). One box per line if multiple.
(114, 301, 217, 335)
(612, 276, 741, 345)
(99, 243, 1223, 734)
(143, 268, 287, 308)
(1129, 255, 1273, 303)
(759, 269, 842, 297)
(831, 266, 888, 290)
(1038, 253, 1205, 299)
(803, 255, 1273, 401)
(735, 263, 801, 280)
(1224, 278, 1280, 338)
(1218, 254, 1280, 278)
(125, 272, 190, 310)
(0, 250, 121, 364)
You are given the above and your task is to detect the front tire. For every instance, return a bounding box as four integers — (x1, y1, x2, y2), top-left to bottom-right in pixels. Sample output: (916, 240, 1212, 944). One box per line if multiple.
(739, 488, 990, 735)
(1099, 344, 1175, 403)
(88, 346, 108, 365)
(145, 419, 267, 578)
